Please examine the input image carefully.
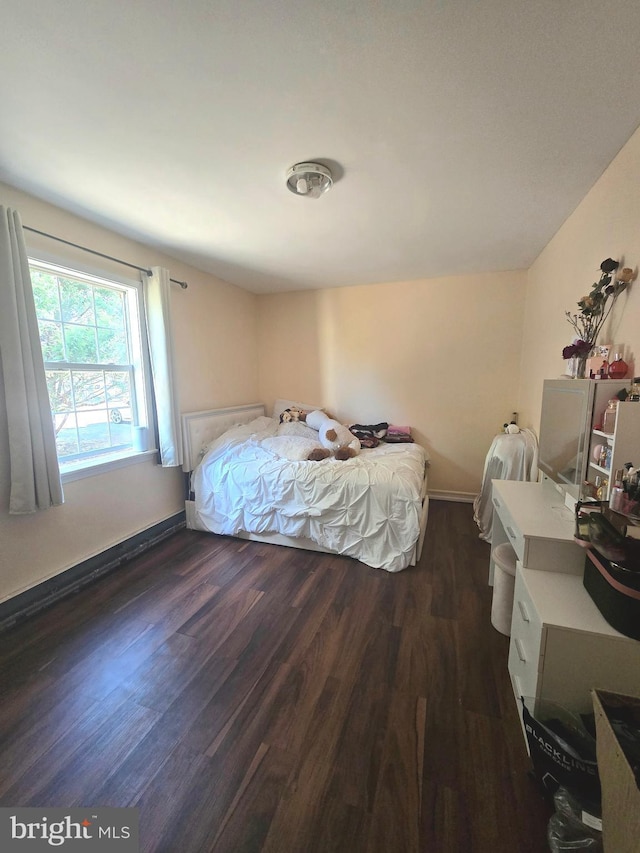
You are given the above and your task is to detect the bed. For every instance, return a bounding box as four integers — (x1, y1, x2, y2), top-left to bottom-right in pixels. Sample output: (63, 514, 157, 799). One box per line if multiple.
(181, 401, 430, 572)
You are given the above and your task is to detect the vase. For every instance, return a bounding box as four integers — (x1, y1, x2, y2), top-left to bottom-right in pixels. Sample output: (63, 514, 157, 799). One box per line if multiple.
(568, 355, 588, 379)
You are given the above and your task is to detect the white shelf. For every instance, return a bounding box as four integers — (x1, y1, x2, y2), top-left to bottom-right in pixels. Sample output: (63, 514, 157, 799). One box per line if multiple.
(592, 429, 614, 440)
(588, 397, 640, 501)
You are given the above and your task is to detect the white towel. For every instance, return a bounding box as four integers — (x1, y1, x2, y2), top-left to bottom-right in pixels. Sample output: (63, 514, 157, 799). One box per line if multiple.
(473, 429, 538, 542)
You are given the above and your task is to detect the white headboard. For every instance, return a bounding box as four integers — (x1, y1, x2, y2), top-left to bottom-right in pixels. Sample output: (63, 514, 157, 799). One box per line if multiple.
(181, 403, 265, 472)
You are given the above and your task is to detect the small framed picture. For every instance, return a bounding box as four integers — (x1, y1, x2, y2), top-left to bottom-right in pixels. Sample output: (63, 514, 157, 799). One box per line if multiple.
(595, 344, 612, 359)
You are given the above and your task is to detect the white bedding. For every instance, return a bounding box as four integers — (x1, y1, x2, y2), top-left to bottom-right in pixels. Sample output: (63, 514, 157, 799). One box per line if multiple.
(192, 416, 429, 572)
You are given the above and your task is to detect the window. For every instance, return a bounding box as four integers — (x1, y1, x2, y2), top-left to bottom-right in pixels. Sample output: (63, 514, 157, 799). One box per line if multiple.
(30, 259, 153, 476)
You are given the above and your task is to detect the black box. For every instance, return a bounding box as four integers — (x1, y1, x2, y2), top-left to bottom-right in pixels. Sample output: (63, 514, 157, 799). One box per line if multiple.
(583, 550, 640, 640)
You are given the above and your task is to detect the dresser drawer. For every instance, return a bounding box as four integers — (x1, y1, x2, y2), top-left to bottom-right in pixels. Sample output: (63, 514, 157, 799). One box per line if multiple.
(508, 569, 544, 700)
(508, 634, 542, 700)
(492, 491, 525, 562)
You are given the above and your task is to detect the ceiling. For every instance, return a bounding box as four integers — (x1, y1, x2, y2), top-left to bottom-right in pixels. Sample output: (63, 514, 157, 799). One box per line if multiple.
(2, 1, 640, 294)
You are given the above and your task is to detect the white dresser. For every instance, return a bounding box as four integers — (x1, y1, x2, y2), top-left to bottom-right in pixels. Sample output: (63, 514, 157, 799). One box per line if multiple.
(509, 564, 640, 718)
(490, 479, 640, 735)
(489, 479, 583, 584)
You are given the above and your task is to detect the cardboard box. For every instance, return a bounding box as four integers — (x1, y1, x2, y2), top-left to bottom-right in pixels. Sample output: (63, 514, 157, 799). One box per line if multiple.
(592, 690, 640, 853)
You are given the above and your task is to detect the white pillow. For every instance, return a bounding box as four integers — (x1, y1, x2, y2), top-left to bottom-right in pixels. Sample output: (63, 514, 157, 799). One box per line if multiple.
(277, 421, 319, 440)
(272, 398, 322, 420)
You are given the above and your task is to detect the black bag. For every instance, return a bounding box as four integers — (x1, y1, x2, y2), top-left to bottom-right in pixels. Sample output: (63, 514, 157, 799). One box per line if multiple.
(521, 697, 601, 809)
(583, 550, 640, 640)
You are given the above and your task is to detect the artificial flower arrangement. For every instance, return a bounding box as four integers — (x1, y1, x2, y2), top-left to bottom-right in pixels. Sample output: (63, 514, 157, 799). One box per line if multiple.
(562, 258, 634, 361)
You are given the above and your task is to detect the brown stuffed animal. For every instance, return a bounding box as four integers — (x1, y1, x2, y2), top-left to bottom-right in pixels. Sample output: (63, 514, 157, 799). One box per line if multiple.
(279, 406, 307, 424)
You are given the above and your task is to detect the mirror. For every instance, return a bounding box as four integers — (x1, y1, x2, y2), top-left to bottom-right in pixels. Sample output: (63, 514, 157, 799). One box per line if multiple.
(538, 379, 595, 501)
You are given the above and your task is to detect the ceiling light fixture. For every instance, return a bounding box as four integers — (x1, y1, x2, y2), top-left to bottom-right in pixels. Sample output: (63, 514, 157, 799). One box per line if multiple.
(286, 162, 333, 198)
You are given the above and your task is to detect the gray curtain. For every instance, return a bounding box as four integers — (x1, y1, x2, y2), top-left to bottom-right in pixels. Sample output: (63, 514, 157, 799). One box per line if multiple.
(0, 206, 63, 513)
(143, 266, 183, 467)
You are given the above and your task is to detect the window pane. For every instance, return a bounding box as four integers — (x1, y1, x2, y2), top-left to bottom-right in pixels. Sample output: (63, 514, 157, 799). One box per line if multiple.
(106, 371, 132, 425)
(98, 327, 128, 363)
(60, 279, 95, 325)
(64, 324, 98, 363)
(78, 411, 111, 454)
(39, 320, 64, 361)
(46, 370, 73, 415)
(54, 412, 79, 457)
(32, 271, 61, 320)
(94, 287, 125, 329)
(72, 371, 106, 409)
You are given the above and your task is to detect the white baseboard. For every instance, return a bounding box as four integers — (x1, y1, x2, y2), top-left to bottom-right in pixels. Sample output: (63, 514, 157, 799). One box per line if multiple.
(428, 490, 476, 504)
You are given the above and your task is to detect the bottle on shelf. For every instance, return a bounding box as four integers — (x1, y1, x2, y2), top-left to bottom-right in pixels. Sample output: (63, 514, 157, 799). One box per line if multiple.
(602, 399, 618, 434)
(596, 476, 609, 501)
(608, 353, 629, 379)
(629, 378, 640, 402)
(597, 444, 608, 468)
(610, 468, 625, 513)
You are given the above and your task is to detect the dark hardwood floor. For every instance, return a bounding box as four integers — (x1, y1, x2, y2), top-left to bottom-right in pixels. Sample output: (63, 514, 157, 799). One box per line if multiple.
(0, 500, 552, 851)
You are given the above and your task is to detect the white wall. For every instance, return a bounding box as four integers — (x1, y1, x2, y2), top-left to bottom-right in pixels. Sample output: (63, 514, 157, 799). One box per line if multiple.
(518, 126, 640, 431)
(258, 271, 528, 498)
(0, 182, 259, 604)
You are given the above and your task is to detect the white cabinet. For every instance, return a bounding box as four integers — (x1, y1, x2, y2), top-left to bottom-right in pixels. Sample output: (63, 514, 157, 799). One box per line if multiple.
(587, 399, 640, 501)
(489, 479, 583, 586)
(490, 479, 640, 748)
(510, 565, 640, 735)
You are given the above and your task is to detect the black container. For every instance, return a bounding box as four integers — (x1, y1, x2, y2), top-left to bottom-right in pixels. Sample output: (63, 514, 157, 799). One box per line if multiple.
(583, 551, 640, 640)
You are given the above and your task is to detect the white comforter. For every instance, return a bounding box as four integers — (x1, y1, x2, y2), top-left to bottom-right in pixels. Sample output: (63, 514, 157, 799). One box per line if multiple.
(192, 416, 428, 572)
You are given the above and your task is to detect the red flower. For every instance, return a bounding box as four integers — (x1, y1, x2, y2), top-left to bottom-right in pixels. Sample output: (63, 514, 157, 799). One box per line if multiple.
(562, 340, 592, 359)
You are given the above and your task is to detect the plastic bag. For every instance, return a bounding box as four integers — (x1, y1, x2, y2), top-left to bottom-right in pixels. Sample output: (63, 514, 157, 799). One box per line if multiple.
(521, 697, 601, 808)
(547, 788, 602, 852)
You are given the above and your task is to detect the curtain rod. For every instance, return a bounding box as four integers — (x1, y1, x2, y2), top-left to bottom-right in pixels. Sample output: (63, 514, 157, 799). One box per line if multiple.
(23, 225, 188, 289)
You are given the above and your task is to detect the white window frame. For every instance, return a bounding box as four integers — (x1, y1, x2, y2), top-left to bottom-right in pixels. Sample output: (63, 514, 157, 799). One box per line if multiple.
(28, 253, 157, 483)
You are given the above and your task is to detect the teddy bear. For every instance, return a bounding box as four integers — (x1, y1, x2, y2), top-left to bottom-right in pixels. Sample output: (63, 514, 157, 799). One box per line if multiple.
(305, 409, 361, 461)
(279, 406, 307, 423)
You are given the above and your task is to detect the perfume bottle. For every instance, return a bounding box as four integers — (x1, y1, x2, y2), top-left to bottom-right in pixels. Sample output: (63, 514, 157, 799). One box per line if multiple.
(602, 399, 618, 434)
(608, 353, 628, 379)
(596, 477, 609, 501)
(609, 469, 625, 513)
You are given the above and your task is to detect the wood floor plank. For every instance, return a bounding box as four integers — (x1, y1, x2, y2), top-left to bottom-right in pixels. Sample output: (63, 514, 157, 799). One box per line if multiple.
(0, 503, 552, 851)
(455, 583, 503, 718)
(87, 654, 239, 808)
(459, 708, 550, 853)
(260, 675, 348, 853)
(133, 742, 210, 853)
(365, 688, 424, 853)
(325, 618, 401, 811)
(420, 778, 472, 851)
(1, 686, 150, 806)
(0, 684, 99, 798)
(262, 597, 354, 755)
